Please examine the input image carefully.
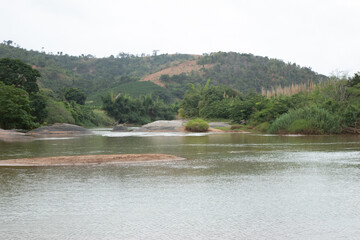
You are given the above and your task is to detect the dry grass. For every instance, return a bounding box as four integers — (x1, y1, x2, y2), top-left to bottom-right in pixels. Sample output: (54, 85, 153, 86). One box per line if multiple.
(261, 81, 317, 98)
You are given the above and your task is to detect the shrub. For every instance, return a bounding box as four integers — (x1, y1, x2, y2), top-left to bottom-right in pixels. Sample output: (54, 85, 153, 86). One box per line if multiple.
(256, 122, 271, 132)
(185, 118, 209, 132)
(92, 109, 115, 126)
(45, 100, 75, 124)
(287, 119, 314, 134)
(268, 106, 341, 134)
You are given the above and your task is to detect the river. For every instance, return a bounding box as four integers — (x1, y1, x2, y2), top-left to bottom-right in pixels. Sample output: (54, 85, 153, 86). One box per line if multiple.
(1, 129, 360, 239)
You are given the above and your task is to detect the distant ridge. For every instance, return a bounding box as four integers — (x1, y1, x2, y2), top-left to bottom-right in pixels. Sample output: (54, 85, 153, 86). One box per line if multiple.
(0, 43, 328, 104)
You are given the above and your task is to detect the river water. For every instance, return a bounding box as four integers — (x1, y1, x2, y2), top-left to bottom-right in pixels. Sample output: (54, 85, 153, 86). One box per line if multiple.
(0, 130, 360, 239)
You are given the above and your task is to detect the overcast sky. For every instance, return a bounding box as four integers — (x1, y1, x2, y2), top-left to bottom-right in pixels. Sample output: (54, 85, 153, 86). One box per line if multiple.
(1, 0, 359, 75)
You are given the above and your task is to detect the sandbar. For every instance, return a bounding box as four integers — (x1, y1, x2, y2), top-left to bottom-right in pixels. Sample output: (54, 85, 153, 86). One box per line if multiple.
(0, 154, 185, 166)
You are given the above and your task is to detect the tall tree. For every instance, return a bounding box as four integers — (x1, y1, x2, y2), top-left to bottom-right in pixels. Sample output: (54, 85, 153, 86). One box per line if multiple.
(64, 87, 87, 105)
(0, 58, 40, 94)
(0, 82, 36, 129)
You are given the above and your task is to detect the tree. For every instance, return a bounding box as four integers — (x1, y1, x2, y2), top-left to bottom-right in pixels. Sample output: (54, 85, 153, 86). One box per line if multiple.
(64, 87, 87, 105)
(348, 72, 360, 88)
(30, 92, 48, 123)
(102, 93, 175, 124)
(0, 58, 40, 94)
(0, 82, 36, 129)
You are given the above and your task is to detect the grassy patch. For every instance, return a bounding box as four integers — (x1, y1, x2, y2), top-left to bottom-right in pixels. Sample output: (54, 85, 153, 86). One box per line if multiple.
(213, 127, 231, 131)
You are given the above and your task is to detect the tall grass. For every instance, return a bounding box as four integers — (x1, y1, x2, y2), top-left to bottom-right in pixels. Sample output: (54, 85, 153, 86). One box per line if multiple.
(261, 82, 316, 98)
(268, 106, 341, 134)
(261, 80, 338, 98)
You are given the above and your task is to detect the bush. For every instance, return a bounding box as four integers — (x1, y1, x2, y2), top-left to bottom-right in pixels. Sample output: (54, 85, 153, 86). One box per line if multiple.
(92, 109, 115, 126)
(199, 99, 232, 119)
(185, 118, 209, 132)
(287, 119, 314, 134)
(268, 106, 341, 134)
(255, 122, 271, 132)
(45, 100, 75, 124)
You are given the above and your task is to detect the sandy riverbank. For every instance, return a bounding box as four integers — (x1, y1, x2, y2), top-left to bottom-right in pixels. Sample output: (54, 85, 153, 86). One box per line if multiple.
(0, 154, 185, 166)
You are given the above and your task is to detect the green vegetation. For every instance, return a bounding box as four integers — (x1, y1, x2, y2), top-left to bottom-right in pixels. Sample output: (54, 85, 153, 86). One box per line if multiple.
(185, 118, 209, 132)
(1, 43, 359, 135)
(0, 58, 44, 129)
(45, 100, 75, 124)
(88, 81, 172, 105)
(0, 58, 114, 129)
(161, 52, 328, 97)
(0, 44, 327, 103)
(43, 94, 115, 127)
(102, 93, 176, 125)
(0, 58, 40, 94)
(0, 43, 196, 102)
(0, 82, 37, 129)
(180, 80, 240, 119)
(267, 106, 341, 134)
(179, 73, 360, 135)
(63, 87, 87, 105)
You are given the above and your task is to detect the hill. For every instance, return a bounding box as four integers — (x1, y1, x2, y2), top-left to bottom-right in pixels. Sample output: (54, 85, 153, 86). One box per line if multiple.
(0, 43, 328, 105)
(154, 52, 328, 98)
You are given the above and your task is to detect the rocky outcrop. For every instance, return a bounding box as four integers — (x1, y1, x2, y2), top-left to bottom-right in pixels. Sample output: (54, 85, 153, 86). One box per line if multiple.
(112, 124, 129, 132)
(135, 120, 185, 132)
(0, 129, 34, 142)
(27, 123, 91, 136)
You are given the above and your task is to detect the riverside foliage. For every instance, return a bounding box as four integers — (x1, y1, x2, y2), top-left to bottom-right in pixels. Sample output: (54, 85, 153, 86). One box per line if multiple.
(102, 93, 176, 125)
(0, 58, 114, 129)
(179, 74, 360, 134)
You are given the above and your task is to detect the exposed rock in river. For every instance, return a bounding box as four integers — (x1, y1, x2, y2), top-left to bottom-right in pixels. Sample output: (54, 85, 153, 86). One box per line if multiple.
(27, 123, 91, 136)
(135, 120, 186, 132)
(0, 129, 33, 142)
(112, 124, 129, 132)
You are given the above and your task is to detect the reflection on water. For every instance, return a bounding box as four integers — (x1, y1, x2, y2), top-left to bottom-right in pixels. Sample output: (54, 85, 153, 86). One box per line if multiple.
(1, 131, 360, 239)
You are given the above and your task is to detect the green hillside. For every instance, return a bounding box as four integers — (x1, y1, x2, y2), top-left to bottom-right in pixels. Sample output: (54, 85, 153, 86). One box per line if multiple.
(161, 52, 328, 98)
(0, 43, 193, 103)
(0, 43, 328, 105)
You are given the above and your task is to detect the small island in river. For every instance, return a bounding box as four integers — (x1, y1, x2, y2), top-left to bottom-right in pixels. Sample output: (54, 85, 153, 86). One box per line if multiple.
(0, 154, 185, 166)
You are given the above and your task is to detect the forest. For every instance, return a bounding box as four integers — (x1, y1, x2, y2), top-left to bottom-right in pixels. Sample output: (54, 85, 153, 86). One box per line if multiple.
(0, 41, 359, 134)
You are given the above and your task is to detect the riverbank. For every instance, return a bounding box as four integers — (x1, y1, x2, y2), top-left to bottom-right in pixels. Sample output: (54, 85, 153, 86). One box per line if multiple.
(0, 154, 185, 166)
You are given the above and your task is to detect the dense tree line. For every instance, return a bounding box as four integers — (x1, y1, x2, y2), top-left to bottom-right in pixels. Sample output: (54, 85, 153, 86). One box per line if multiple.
(102, 93, 176, 125)
(0, 58, 113, 129)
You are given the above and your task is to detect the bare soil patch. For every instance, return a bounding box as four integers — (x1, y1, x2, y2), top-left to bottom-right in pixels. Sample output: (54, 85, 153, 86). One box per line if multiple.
(141, 60, 214, 87)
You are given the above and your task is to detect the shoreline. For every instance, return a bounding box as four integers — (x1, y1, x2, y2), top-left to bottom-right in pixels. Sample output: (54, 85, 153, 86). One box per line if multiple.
(0, 154, 185, 166)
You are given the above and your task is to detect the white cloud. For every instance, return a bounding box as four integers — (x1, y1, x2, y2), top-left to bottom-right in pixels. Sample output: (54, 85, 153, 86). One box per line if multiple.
(0, 0, 359, 75)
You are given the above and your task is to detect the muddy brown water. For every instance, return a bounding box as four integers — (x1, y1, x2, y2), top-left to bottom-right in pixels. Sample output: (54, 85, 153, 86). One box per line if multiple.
(1, 129, 360, 239)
